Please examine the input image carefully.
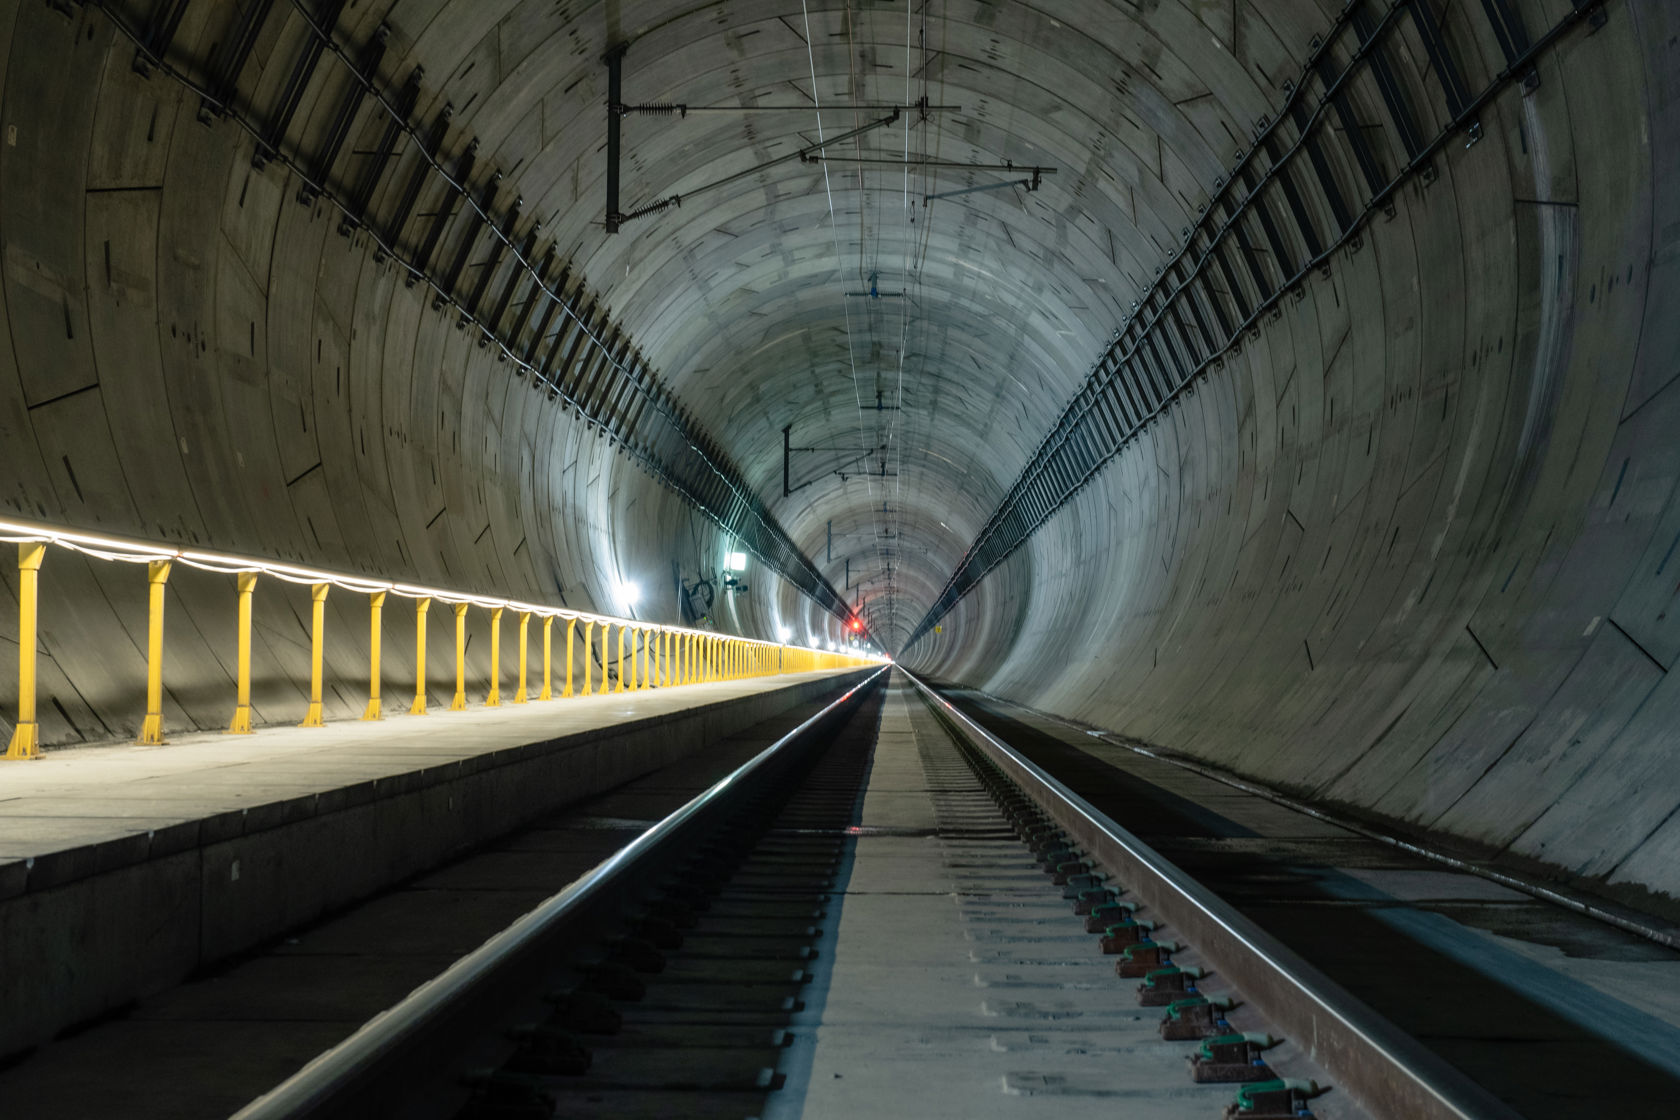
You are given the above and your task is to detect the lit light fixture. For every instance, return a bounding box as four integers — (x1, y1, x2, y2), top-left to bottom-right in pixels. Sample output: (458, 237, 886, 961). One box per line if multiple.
(776, 625, 793, 642)
(617, 580, 641, 607)
(725, 551, 747, 572)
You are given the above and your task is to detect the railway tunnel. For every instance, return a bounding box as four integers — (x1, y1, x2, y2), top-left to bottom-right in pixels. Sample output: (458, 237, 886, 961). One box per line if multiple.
(2, 1, 1679, 1117)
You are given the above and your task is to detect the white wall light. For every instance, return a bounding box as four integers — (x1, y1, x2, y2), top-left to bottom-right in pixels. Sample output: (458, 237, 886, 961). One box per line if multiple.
(617, 580, 641, 607)
(725, 551, 747, 572)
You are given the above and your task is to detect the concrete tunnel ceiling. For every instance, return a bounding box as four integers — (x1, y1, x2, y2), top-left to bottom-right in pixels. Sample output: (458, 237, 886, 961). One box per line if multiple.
(6, 0, 1680, 922)
(567, 2, 1150, 648)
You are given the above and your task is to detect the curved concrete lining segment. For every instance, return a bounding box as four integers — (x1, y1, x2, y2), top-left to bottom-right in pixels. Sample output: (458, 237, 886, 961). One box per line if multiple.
(1, 0, 1677, 932)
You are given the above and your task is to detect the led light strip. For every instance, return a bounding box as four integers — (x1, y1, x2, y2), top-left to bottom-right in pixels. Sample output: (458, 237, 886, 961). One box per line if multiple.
(0, 515, 878, 655)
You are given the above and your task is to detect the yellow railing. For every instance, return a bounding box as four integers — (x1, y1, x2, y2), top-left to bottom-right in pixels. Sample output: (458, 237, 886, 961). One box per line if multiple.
(0, 518, 878, 759)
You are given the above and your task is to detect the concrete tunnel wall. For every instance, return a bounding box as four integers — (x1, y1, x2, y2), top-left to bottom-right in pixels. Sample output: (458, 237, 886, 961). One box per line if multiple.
(0, 4, 839, 746)
(1, 0, 1677, 925)
(908, 3, 1680, 918)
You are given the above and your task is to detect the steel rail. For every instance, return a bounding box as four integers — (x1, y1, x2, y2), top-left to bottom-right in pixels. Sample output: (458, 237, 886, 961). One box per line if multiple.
(900, 668, 1523, 1120)
(231, 665, 885, 1119)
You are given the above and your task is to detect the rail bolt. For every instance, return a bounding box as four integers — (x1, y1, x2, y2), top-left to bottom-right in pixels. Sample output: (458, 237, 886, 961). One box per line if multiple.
(1190, 1032, 1276, 1084)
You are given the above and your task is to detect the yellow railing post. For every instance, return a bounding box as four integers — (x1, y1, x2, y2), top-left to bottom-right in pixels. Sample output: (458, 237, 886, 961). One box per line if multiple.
(299, 582, 328, 728)
(362, 590, 386, 720)
(228, 570, 256, 734)
(4, 542, 46, 759)
(564, 617, 577, 697)
(629, 627, 640, 691)
(451, 602, 469, 710)
(615, 623, 627, 692)
(137, 559, 173, 744)
(411, 597, 431, 715)
(539, 614, 553, 701)
(514, 610, 530, 704)
(487, 606, 503, 707)
(582, 620, 594, 696)
(643, 629, 654, 690)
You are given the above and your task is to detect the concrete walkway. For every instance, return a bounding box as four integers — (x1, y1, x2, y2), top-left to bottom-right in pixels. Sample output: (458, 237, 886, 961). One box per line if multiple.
(777, 681, 1218, 1119)
(0, 671, 852, 880)
(0, 667, 869, 1058)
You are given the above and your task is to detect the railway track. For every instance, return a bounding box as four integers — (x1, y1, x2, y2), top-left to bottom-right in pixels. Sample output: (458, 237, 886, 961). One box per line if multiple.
(227, 668, 1641, 1119)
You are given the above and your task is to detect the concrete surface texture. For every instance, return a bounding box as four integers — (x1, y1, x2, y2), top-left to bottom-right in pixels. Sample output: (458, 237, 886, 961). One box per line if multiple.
(775, 683, 1356, 1119)
(0, 0, 1676, 946)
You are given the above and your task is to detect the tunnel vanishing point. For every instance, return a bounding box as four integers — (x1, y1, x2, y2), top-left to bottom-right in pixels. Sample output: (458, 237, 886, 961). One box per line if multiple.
(2, 0, 1680, 985)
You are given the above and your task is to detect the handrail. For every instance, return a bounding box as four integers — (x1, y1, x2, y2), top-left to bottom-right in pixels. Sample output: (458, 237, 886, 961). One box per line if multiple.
(231, 665, 887, 1118)
(0, 516, 881, 757)
(900, 668, 1521, 1120)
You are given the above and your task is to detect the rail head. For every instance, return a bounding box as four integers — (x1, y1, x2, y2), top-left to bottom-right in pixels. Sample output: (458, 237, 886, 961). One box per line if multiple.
(232, 665, 886, 1119)
(900, 668, 1522, 1120)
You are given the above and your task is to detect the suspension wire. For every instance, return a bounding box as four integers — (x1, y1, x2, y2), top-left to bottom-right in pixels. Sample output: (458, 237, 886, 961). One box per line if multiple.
(800, 0, 885, 640)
